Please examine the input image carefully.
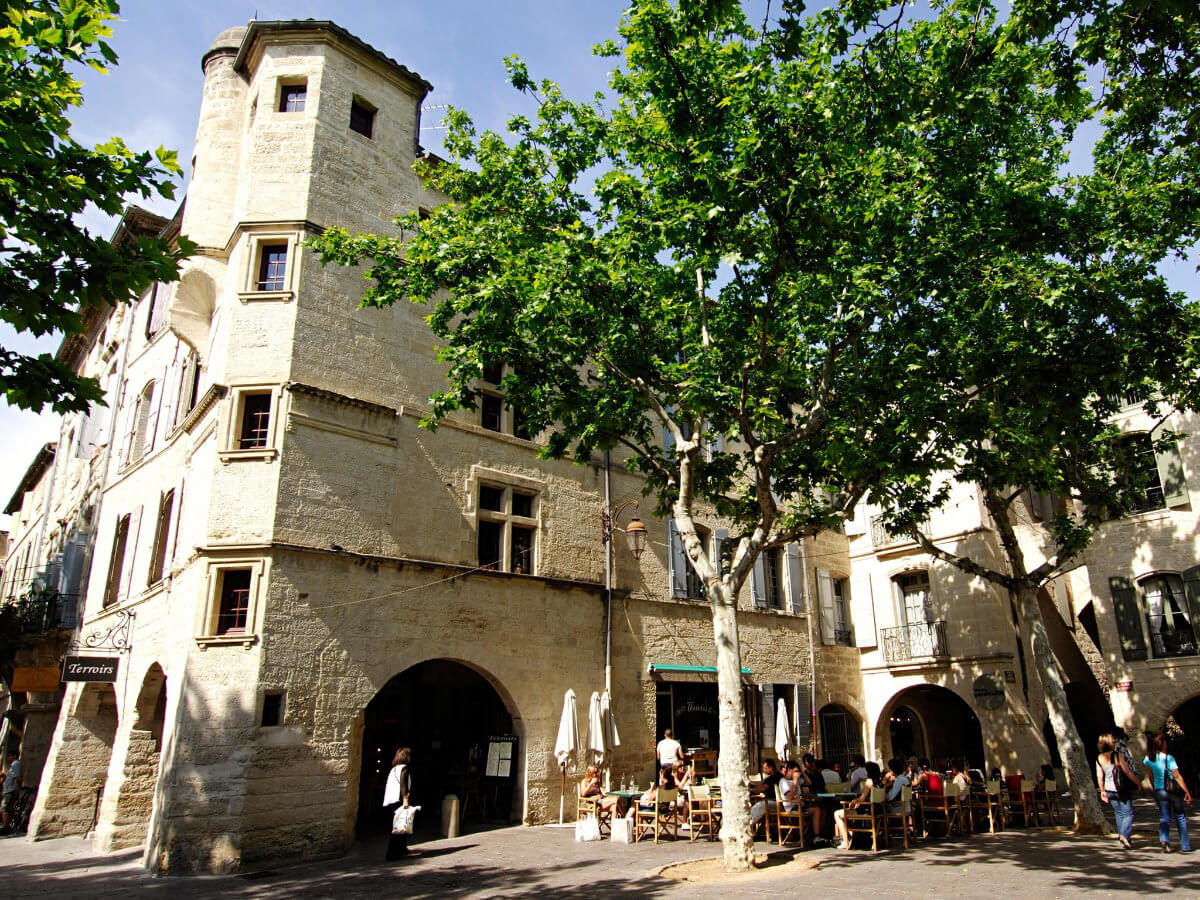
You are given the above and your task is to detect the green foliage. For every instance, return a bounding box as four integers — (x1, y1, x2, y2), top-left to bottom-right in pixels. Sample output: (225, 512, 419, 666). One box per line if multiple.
(0, 0, 191, 413)
(0, 583, 61, 685)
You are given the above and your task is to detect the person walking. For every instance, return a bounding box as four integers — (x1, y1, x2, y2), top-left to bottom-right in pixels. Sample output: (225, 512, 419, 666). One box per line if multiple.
(1096, 733, 1137, 849)
(1, 751, 22, 833)
(382, 747, 413, 859)
(1144, 732, 1192, 853)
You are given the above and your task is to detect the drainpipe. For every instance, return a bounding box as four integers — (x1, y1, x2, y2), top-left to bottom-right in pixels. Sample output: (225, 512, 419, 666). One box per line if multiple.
(800, 537, 818, 756)
(603, 451, 613, 695)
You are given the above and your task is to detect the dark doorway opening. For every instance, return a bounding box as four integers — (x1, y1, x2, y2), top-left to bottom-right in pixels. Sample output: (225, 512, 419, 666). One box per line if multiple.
(819, 704, 863, 772)
(1165, 694, 1200, 795)
(358, 660, 517, 842)
(885, 685, 985, 769)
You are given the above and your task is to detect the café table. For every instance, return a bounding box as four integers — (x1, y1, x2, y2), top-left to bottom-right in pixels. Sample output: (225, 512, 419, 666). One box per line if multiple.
(604, 790, 644, 817)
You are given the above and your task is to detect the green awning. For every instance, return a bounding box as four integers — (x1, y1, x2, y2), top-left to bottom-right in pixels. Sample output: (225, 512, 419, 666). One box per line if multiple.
(648, 664, 751, 675)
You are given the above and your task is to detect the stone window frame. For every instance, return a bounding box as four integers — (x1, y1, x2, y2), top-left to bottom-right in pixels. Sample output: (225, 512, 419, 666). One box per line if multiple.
(275, 77, 308, 114)
(219, 383, 281, 463)
(477, 361, 533, 440)
(466, 465, 545, 576)
(196, 557, 267, 648)
(349, 94, 377, 139)
(238, 230, 299, 302)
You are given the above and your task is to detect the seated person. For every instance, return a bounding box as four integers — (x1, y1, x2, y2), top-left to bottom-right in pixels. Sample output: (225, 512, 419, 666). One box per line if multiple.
(1035, 763, 1055, 786)
(908, 757, 928, 792)
(750, 759, 787, 824)
(798, 755, 828, 839)
(833, 761, 883, 850)
(627, 764, 676, 817)
(950, 762, 971, 793)
(819, 759, 840, 788)
(580, 765, 619, 813)
(673, 762, 693, 815)
(847, 754, 870, 793)
(887, 758, 912, 814)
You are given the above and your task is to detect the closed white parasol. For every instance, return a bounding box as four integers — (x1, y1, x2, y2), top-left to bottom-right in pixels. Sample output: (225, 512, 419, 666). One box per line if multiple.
(554, 689, 579, 824)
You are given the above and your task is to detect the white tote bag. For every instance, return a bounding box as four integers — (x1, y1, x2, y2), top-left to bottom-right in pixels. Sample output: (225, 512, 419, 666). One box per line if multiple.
(575, 814, 602, 842)
(392, 804, 420, 835)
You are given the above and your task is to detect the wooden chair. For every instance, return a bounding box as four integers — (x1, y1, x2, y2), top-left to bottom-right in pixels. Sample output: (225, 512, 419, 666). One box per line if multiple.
(842, 786, 888, 852)
(577, 783, 612, 836)
(918, 786, 956, 839)
(634, 787, 680, 842)
(825, 781, 851, 794)
(970, 780, 1005, 833)
(1033, 779, 1060, 827)
(884, 785, 914, 849)
(1003, 776, 1037, 828)
(688, 785, 718, 842)
(773, 784, 807, 847)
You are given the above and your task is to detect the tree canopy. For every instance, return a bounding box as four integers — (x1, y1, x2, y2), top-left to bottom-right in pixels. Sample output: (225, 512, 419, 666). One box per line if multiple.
(0, 0, 190, 413)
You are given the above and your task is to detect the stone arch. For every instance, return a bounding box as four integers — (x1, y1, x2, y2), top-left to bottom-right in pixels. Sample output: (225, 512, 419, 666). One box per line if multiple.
(347, 656, 526, 846)
(97, 663, 167, 851)
(1164, 691, 1200, 794)
(816, 702, 865, 771)
(29, 682, 119, 838)
(875, 683, 985, 770)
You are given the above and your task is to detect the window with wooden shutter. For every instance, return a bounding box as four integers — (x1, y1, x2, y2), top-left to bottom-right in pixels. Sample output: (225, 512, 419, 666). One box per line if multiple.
(103, 514, 130, 608)
(785, 543, 804, 614)
(1139, 572, 1198, 658)
(750, 554, 767, 608)
(147, 490, 174, 586)
(667, 520, 689, 599)
(1184, 566, 1200, 645)
(1155, 438, 1188, 509)
(816, 568, 836, 643)
(1109, 576, 1148, 661)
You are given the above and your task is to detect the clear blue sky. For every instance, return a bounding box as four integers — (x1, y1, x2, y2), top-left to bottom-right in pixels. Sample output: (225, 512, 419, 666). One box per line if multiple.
(1, 0, 1196, 528)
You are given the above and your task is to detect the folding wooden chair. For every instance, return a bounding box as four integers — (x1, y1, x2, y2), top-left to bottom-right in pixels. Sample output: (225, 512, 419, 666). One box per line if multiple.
(918, 786, 957, 839)
(688, 785, 718, 842)
(773, 784, 807, 847)
(577, 784, 613, 836)
(1033, 779, 1060, 827)
(843, 786, 888, 852)
(634, 787, 680, 842)
(884, 785, 914, 849)
(1003, 776, 1037, 828)
(970, 780, 1005, 833)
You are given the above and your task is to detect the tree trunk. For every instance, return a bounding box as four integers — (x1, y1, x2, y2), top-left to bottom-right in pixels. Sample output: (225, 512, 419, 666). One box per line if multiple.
(710, 584, 756, 870)
(1014, 583, 1107, 834)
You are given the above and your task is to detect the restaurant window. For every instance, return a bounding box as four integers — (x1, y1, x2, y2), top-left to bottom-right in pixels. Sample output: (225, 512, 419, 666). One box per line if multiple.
(476, 484, 538, 574)
(278, 81, 307, 112)
(102, 514, 131, 608)
(256, 243, 289, 291)
(215, 568, 252, 634)
(349, 98, 375, 138)
(147, 489, 174, 587)
(237, 392, 272, 449)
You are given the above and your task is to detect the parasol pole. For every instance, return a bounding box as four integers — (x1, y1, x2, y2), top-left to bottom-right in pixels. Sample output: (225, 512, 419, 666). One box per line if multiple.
(559, 761, 567, 825)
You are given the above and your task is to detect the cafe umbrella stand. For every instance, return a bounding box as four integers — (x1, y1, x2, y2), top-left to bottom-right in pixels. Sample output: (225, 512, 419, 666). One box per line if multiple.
(553, 689, 579, 826)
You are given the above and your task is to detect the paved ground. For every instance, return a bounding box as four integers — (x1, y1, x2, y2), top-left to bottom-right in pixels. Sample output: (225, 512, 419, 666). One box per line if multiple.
(1, 799, 1194, 898)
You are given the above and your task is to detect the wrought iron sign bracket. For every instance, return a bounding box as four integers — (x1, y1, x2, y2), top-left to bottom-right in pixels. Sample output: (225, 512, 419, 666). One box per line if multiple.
(67, 609, 135, 655)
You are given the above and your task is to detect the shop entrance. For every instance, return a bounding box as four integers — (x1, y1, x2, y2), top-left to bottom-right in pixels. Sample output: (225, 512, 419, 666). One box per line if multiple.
(654, 681, 762, 777)
(357, 660, 518, 841)
(881, 685, 985, 769)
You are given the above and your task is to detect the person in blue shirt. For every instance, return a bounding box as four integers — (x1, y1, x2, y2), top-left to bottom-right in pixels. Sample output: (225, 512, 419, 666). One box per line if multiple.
(1143, 732, 1191, 853)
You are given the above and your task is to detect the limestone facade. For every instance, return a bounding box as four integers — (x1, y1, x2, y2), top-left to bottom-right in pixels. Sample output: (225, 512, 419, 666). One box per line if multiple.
(3, 16, 1196, 877)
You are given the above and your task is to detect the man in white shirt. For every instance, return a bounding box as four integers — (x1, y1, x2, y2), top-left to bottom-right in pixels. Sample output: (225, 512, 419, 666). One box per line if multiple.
(656, 729, 684, 769)
(848, 754, 870, 792)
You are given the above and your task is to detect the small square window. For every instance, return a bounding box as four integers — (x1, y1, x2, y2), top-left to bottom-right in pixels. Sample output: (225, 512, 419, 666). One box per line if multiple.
(479, 485, 505, 512)
(482, 362, 504, 385)
(256, 243, 288, 291)
(481, 394, 503, 432)
(279, 83, 306, 112)
(216, 569, 252, 634)
(262, 691, 285, 727)
(238, 393, 272, 449)
(511, 492, 534, 518)
(350, 99, 375, 138)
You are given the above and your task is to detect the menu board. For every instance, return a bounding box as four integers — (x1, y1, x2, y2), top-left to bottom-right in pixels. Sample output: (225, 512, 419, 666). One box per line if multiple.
(485, 735, 518, 779)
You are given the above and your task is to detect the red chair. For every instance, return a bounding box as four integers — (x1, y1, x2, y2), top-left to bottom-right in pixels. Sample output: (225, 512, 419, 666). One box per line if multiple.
(1003, 774, 1037, 827)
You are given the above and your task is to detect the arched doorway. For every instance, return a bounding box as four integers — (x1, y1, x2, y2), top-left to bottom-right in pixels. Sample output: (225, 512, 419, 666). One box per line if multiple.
(1165, 694, 1200, 794)
(102, 664, 166, 850)
(357, 660, 519, 843)
(881, 685, 985, 769)
(818, 704, 863, 772)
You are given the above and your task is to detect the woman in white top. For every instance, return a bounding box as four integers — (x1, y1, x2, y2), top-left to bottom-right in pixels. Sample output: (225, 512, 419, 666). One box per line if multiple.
(383, 747, 412, 859)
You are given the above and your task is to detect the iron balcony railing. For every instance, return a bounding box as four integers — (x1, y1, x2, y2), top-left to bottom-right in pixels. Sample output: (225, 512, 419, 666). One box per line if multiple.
(881, 620, 949, 663)
(870, 516, 929, 549)
(833, 628, 853, 646)
(1147, 615, 1199, 659)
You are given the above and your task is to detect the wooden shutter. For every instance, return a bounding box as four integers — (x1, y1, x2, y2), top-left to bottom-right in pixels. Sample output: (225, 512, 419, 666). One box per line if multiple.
(118, 505, 143, 602)
(784, 543, 805, 614)
(103, 515, 129, 608)
(850, 572, 878, 648)
(666, 520, 688, 599)
(145, 377, 163, 455)
(1155, 440, 1188, 508)
(1183, 566, 1200, 640)
(794, 684, 813, 748)
(816, 568, 836, 644)
(159, 362, 179, 439)
(761, 683, 776, 753)
(148, 490, 174, 586)
(1109, 576, 1148, 661)
(750, 554, 767, 608)
(168, 479, 185, 565)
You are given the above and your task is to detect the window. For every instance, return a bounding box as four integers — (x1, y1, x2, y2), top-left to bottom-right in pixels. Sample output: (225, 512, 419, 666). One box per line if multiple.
(256, 243, 289, 291)
(125, 381, 156, 466)
(177, 352, 201, 423)
(896, 571, 932, 626)
(831, 577, 852, 644)
(477, 362, 532, 439)
(476, 484, 538, 574)
(1115, 432, 1188, 515)
(350, 98, 375, 138)
(762, 547, 784, 610)
(261, 691, 285, 727)
(681, 525, 712, 601)
(144, 283, 171, 339)
(1139, 573, 1197, 659)
(103, 514, 131, 608)
(278, 82, 306, 112)
(481, 394, 503, 432)
(238, 392, 272, 449)
(147, 489, 174, 587)
(216, 568, 252, 634)
(817, 568, 854, 644)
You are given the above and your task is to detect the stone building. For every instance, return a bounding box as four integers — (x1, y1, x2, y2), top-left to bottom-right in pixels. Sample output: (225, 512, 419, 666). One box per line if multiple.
(2, 16, 1195, 877)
